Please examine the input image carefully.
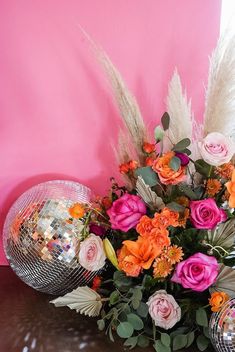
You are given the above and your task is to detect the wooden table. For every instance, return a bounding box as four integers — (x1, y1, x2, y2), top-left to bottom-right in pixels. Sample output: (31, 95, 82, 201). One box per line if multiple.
(0, 267, 214, 352)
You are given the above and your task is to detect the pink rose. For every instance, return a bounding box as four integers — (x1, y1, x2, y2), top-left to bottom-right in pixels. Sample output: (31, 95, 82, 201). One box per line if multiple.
(198, 132, 234, 166)
(171, 253, 219, 292)
(147, 290, 181, 330)
(190, 198, 227, 229)
(107, 194, 146, 232)
(78, 234, 106, 271)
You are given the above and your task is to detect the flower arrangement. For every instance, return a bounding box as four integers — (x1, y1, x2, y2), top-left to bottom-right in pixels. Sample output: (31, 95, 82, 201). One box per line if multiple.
(51, 32, 235, 352)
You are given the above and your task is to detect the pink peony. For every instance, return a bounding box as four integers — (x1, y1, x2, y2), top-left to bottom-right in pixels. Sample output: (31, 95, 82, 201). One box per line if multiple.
(171, 253, 219, 292)
(198, 132, 234, 166)
(190, 198, 227, 229)
(78, 234, 106, 271)
(107, 194, 146, 232)
(147, 290, 181, 330)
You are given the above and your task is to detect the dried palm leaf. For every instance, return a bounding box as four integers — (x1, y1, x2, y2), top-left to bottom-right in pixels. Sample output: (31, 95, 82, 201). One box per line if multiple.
(80, 27, 148, 165)
(206, 218, 235, 251)
(136, 176, 165, 211)
(204, 33, 235, 139)
(50, 286, 102, 317)
(210, 264, 235, 298)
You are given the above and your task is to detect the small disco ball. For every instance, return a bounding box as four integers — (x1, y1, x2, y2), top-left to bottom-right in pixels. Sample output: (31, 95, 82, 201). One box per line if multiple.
(209, 298, 235, 351)
(3, 180, 100, 295)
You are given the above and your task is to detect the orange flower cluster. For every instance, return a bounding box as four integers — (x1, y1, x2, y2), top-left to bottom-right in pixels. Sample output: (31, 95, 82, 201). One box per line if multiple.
(143, 142, 156, 154)
(119, 160, 138, 174)
(153, 245, 183, 278)
(206, 179, 222, 197)
(226, 170, 235, 208)
(209, 291, 230, 312)
(118, 237, 161, 277)
(69, 203, 85, 219)
(215, 162, 234, 180)
(152, 151, 186, 185)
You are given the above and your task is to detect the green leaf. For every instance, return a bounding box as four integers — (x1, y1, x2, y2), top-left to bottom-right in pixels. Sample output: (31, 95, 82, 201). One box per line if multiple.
(182, 148, 191, 155)
(196, 308, 208, 327)
(117, 322, 134, 339)
(194, 159, 212, 177)
(154, 125, 165, 142)
(109, 291, 120, 305)
(137, 335, 150, 348)
(127, 313, 144, 331)
(136, 302, 149, 318)
(108, 326, 115, 342)
(161, 333, 171, 347)
(203, 327, 210, 339)
(178, 183, 198, 200)
(113, 271, 132, 291)
(132, 287, 143, 301)
(97, 319, 105, 331)
(169, 156, 181, 171)
(135, 167, 158, 187)
(132, 298, 140, 310)
(167, 201, 185, 212)
(154, 340, 171, 352)
(173, 334, 187, 351)
(161, 112, 170, 131)
(196, 335, 210, 351)
(172, 138, 191, 151)
(124, 336, 138, 349)
(186, 331, 195, 348)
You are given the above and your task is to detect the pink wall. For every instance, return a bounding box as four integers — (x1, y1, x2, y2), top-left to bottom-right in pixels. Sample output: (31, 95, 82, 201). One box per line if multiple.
(0, 0, 221, 265)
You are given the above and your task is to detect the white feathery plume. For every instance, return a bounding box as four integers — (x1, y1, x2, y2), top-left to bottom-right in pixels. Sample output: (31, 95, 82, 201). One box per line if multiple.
(204, 33, 235, 140)
(165, 69, 193, 148)
(50, 286, 103, 317)
(80, 27, 148, 165)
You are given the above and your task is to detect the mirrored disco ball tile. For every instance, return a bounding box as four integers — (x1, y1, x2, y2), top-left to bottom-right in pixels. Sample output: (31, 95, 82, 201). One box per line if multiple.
(3, 180, 102, 295)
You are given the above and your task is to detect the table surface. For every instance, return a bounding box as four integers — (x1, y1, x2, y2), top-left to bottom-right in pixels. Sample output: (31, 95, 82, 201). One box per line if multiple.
(0, 267, 214, 352)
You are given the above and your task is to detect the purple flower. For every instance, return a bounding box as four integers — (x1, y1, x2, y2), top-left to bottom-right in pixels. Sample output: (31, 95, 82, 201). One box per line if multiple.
(89, 223, 106, 236)
(175, 152, 190, 166)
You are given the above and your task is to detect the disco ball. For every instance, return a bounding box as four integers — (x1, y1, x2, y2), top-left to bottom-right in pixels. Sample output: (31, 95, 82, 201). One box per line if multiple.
(3, 180, 101, 295)
(209, 298, 235, 352)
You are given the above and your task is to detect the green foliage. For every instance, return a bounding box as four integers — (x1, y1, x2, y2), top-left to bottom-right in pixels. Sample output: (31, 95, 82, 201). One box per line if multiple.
(172, 138, 191, 151)
(137, 335, 150, 348)
(131, 287, 142, 309)
(135, 166, 158, 187)
(169, 156, 181, 171)
(196, 335, 210, 351)
(117, 322, 134, 338)
(161, 112, 170, 131)
(124, 336, 138, 349)
(136, 302, 149, 318)
(154, 340, 171, 352)
(161, 333, 171, 347)
(194, 159, 212, 177)
(196, 308, 208, 327)
(186, 331, 195, 348)
(97, 319, 105, 331)
(113, 271, 133, 292)
(166, 201, 185, 212)
(109, 291, 120, 305)
(172, 334, 187, 351)
(178, 183, 198, 200)
(154, 125, 165, 142)
(127, 313, 144, 331)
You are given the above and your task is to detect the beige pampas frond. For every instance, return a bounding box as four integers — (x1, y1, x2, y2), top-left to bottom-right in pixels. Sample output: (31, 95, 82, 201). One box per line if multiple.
(80, 27, 148, 165)
(204, 34, 235, 139)
(165, 69, 194, 148)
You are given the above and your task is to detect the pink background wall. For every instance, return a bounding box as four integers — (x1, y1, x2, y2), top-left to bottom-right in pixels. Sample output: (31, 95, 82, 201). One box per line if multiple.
(0, 0, 221, 265)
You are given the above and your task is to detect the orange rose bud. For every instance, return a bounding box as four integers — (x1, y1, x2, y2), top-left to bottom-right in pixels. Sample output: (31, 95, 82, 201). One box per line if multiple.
(143, 142, 155, 154)
(119, 163, 130, 174)
(91, 276, 102, 291)
(145, 156, 155, 166)
(209, 291, 230, 312)
(128, 160, 138, 170)
(69, 203, 85, 219)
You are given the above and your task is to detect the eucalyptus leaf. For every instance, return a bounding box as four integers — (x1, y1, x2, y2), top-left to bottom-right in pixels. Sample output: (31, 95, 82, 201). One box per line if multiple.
(173, 334, 187, 351)
(186, 331, 195, 348)
(194, 159, 212, 177)
(137, 335, 150, 348)
(178, 183, 198, 200)
(155, 125, 165, 141)
(97, 319, 105, 331)
(154, 340, 171, 352)
(196, 335, 210, 351)
(161, 112, 170, 131)
(172, 138, 191, 151)
(109, 325, 115, 342)
(117, 322, 134, 338)
(169, 156, 181, 171)
(136, 302, 149, 318)
(127, 313, 144, 331)
(135, 167, 158, 187)
(109, 291, 120, 305)
(196, 308, 208, 327)
(161, 333, 171, 347)
(167, 202, 185, 212)
(124, 336, 138, 349)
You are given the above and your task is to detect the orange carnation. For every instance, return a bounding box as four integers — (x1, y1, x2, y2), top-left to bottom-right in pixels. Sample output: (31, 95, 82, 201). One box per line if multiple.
(225, 170, 235, 208)
(216, 162, 234, 180)
(69, 203, 85, 219)
(209, 291, 230, 312)
(152, 151, 186, 185)
(149, 227, 170, 249)
(136, 215, 154, 237)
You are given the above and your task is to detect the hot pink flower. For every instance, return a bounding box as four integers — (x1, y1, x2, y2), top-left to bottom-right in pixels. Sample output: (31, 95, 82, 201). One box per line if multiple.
(171, 253, 219, 292)
(107, 194, 146, 232)
(190, 198, 227, 229)
(147, 290, 181, 330)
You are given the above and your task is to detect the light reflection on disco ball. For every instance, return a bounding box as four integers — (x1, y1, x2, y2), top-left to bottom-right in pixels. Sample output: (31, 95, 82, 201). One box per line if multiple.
(3, 180, 101, 295)
(209, 298, 235, 352)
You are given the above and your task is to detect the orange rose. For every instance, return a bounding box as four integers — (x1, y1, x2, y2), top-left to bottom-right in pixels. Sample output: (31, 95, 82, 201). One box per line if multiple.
(225, 170, 235, 208)
(152, 151, 186, 185)
(69, 203, 85, 218)
(209, 291, 230, 312)
(136, 215, 154, 237)
(149, 227, 170, 249)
